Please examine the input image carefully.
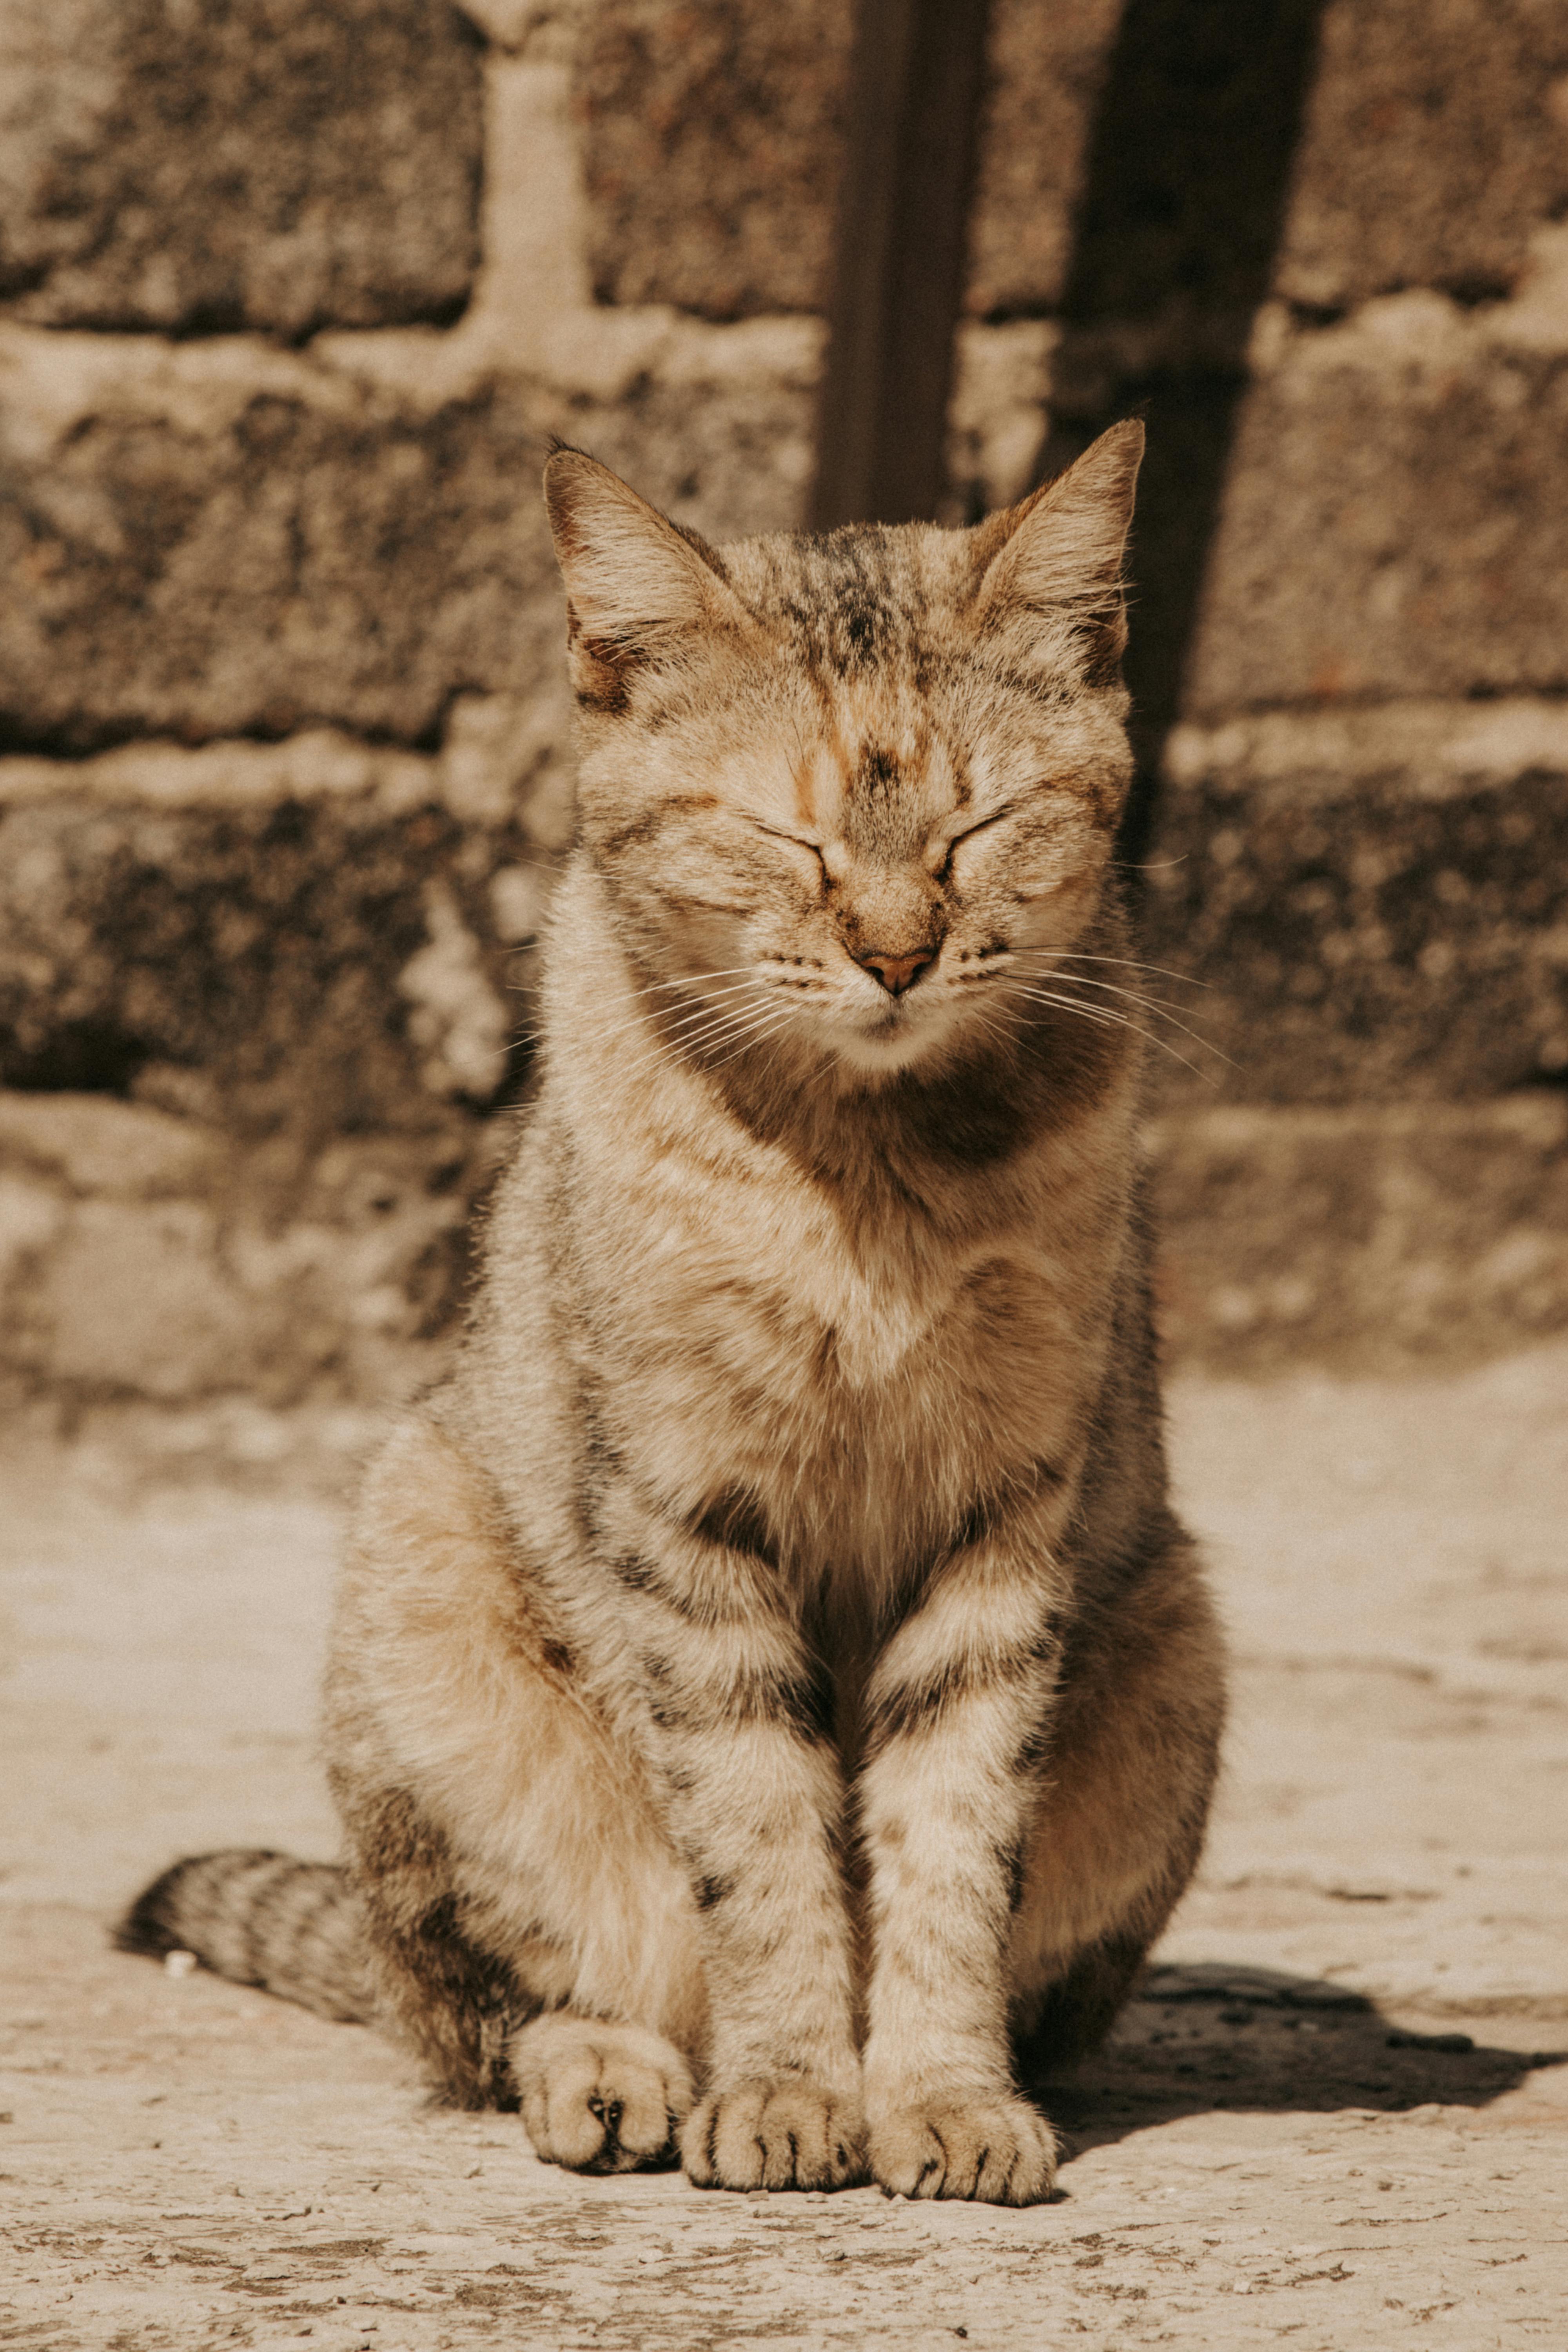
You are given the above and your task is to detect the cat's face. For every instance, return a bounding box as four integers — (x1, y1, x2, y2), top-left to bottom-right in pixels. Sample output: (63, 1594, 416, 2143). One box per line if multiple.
(545, 427, 1142, 1081)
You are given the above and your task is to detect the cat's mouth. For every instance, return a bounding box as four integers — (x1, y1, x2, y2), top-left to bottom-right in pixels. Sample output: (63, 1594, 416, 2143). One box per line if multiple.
(828, 987, 952, 1075)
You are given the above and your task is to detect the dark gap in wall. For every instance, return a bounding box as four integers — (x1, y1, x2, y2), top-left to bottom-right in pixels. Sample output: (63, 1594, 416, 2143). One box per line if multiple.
(810, 0, 993, 528)
(2, 1023, 152, 1097)
(0, 712, 453, 762)
(1439, 272, 1519, 311)
(22, 289, 484, 346)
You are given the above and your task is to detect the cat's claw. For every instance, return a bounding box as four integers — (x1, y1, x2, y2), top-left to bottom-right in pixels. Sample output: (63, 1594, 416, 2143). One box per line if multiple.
(681, 2079, 868, 2192)
(511, 2015, 693, 2174)
(870, 2096, 1058, 2205)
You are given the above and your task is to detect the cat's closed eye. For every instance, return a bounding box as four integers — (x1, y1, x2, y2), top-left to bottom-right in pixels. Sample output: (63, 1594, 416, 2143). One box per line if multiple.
(754, 822, 828, 886)
(933, 808, 1012, 879)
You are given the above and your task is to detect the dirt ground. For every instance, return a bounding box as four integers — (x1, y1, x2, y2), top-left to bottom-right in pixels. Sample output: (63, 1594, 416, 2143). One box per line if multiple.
(3, 1344, 1566, 2350)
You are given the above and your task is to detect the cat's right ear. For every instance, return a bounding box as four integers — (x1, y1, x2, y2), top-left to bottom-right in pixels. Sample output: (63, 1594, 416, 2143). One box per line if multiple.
(972, 420, 1144, 684)
(543, 448, 750, 711)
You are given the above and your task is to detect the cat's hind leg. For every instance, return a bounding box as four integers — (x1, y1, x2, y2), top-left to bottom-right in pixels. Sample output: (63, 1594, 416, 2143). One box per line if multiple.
(327, 1412, 706, 2164)
(1008, 1518, 1225, 2080)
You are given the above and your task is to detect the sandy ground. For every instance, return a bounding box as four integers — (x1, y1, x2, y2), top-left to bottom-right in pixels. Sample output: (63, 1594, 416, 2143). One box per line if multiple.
(3, 1346, 1566, 2350)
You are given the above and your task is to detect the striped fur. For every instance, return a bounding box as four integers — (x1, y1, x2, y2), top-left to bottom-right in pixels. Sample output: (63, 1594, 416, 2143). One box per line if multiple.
(116, 1851, 373, 2024)
(122, 426, 1224, 2202)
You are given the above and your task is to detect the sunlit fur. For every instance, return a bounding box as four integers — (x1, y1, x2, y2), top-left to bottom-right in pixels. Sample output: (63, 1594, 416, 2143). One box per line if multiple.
(123, 426, 1224, 2209)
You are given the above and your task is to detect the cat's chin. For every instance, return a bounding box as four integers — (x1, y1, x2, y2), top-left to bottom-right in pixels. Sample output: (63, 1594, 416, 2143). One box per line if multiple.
(824, 1006, 962, 1082)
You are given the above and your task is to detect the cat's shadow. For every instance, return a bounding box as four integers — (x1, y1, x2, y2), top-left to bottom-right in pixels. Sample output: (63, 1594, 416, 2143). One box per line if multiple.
(1027, 1962, 1565, 2162)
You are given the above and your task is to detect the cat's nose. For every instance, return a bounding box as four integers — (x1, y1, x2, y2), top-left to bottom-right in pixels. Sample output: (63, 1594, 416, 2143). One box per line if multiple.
(856, 949, 934, 995)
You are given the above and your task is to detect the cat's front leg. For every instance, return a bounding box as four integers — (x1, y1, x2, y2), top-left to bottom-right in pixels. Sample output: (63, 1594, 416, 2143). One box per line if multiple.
(604, 1506, 865, 2191)
(858, 1515, 1068, 2205)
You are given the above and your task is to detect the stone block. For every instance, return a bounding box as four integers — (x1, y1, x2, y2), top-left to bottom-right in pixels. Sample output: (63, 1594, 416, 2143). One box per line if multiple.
(0, 1091, 501, 1407)
(0, 1169, 62, 1288)
(1150, 1095, 1568, 1370)
(1185, 307, 1568, 713)
(1277, 0, 1568, 312)
(966, 0, 1568, 323)
(577, 0, 851, 319)
(27, 1197, 260, 1400)
(0, 766, 535, 1129)
(968, 0, 1302, 323)
(0, 0, 484, 336)
(0, 1090, 217, 1196)
(1142, 702, 1568, 1106)
(0, 331, 814, 751)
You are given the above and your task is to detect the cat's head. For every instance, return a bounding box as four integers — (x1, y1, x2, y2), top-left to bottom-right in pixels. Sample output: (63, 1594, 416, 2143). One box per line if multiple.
(544, 423, 1143, 1081)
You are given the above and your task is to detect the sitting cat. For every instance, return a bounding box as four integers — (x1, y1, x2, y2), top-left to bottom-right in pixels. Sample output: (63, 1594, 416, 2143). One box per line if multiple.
(122, 420, 1224, 2205)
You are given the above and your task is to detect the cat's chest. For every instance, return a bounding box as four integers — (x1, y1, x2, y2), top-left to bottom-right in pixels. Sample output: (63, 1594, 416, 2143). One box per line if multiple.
(618, 1141, 1082, 1410)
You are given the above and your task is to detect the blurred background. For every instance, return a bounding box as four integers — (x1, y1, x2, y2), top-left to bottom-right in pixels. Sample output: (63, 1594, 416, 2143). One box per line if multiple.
(1, 0, 1565, 1445)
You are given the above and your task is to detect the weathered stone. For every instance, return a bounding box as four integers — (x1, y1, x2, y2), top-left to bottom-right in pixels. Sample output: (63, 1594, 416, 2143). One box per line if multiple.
(967, 0, 1306, 326)
(0, 775, 534, 1128)
(966, 0, 1568, 323)
(1150, 1095, 1568, 1369)
(29, 1198, 260, 1401)
(1185, 309, 1568, 712)
(577, 0, 851, 320)
(1277, 0, 1568, 312)
(0, 1093, 498, 1407)
(944, 321, 1056, 520)
(0, 0, 484, 336)
(1141, 702, 1568, 1106)
(0, 1169, 61, 1289)
(0, 331, 814, 751)
(0, 1089, 217, 1196)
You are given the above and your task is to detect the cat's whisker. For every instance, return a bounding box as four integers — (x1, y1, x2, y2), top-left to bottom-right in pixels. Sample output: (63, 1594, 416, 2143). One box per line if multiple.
(1004, 984, 1209, 1080)
(584, 978, 770, 1055)
(1011, 970, 1230, 1064)
(701, 1007, 803, 1074)
(967, 963, 1198, 1020)
(605, 974, 769, 1032)
(1006, 948, 1212, 991)
(630, 1007, 799, 1088)
(1004, 984, 1131, 1033)
(613, 994, 786, 1084)
(608, 997, 764, 1076)
(961, 1004, 1027, 1066)
(637, 967, 769, 996)
(573, 969, 774, 1041)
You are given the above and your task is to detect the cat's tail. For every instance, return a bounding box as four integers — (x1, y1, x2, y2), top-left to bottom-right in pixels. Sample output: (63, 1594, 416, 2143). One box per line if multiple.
(114, 1849, 376, 2025)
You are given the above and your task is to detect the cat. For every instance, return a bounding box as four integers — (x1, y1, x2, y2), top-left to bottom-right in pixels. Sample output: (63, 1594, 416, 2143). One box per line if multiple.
(120, 420, 1224, 2206)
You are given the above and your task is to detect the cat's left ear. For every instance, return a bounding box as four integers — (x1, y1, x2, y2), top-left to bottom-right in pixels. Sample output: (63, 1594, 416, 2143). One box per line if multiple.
(543, 446, 754, 711)
(973, 419, 1144, 681)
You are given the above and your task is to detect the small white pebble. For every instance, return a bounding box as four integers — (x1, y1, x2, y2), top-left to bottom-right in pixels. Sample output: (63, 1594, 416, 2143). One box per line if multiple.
(164, 1949, 198, 1979)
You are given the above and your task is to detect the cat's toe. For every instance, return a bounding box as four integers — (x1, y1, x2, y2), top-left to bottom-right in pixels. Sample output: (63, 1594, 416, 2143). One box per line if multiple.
(681, 2079, 867, 2192)
(512, 2015, 693, 2173)
(870, 2095, 1057, 2205)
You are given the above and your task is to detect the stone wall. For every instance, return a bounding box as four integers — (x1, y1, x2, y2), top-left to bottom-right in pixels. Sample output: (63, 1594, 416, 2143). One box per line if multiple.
(1, 0, 1564, 1415)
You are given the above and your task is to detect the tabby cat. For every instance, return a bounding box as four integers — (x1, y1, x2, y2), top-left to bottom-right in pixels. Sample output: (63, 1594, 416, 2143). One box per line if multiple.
(122, 421, 1224, 2206)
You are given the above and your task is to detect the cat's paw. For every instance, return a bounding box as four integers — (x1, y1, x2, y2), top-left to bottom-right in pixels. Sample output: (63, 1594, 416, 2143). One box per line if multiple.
(681, 2078, 868, 2192)
(511, 2014, 693, 2174)
(869, 2094, 1058, 2205)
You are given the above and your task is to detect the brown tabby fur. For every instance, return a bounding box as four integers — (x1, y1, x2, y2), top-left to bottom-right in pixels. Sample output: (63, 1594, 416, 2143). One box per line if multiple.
(121, 422, 1224, 2205)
